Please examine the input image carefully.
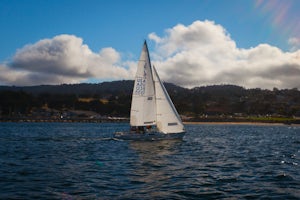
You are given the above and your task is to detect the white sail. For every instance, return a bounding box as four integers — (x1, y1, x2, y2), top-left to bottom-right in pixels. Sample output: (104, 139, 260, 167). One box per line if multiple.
(114, 41, 185, 140)
(130, 41, 156, 126)
(153, 66, 185, 133)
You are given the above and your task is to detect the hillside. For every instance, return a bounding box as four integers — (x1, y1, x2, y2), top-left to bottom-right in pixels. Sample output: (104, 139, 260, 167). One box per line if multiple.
(0, 81, 300, 123)
(0, 80, 135, 95)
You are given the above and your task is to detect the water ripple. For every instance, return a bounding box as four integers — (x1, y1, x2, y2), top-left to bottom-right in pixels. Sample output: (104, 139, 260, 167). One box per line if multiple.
(0, 123, 299, 199)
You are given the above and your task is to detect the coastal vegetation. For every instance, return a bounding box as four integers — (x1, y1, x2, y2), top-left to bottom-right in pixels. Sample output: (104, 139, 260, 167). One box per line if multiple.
(0, 81, 299, 123)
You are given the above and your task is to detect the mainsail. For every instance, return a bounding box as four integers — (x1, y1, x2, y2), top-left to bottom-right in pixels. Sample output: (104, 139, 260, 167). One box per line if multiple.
(130, 41, 185, 134)
(130, 41, 156, 126)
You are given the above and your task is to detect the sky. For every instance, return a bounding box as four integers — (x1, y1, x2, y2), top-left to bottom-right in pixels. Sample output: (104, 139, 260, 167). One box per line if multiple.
(0, 0, 300, 89)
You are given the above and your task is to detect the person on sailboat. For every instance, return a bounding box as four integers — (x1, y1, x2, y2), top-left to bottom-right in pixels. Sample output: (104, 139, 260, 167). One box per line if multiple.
(146, 125, 152, 132)
(138, 126, 145, 133)
(130, 126, 145, 134)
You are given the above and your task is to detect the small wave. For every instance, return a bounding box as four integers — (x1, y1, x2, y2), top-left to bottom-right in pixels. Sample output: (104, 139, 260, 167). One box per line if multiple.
(275, 173, 294, 181)
(1, 123, 300, 199)
(98, 137, 119, 141)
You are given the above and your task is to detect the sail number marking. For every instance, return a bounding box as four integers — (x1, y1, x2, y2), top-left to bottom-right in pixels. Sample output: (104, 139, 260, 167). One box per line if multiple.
(135, 77, 146, 95)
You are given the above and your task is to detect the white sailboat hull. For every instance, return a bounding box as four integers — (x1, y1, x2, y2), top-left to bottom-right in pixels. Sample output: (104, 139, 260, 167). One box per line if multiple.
(114, 131, 185, 141)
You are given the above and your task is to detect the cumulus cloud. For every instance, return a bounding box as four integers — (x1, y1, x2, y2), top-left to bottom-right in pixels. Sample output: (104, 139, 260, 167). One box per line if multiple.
(288, 37, 300, 51)
(0, 34, 132, 86)
(0, 21, 300, 89)
(149, 20, 300, 89)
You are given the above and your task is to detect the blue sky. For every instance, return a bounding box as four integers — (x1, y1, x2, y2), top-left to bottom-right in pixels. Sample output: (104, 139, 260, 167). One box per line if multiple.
(0, 0, 300, 88)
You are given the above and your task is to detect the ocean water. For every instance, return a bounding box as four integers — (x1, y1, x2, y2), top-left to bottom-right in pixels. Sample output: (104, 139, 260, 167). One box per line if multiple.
(0, 122, 299, 199)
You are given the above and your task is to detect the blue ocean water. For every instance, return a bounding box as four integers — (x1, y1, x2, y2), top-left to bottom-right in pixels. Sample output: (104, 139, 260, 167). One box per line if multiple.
(0, 122, 299, 199)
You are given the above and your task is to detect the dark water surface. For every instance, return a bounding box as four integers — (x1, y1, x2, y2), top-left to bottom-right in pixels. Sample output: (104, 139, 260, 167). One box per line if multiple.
(0, 123, 299, 199)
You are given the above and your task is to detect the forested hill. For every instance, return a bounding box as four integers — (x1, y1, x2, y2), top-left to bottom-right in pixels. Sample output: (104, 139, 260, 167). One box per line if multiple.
(0, 80, 136, 96)
(0, 80, 186, 96)
(0, 81, 300, 120)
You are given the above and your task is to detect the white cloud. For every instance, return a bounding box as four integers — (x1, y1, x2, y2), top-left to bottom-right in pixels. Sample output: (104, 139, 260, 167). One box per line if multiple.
(0, 34, 133, 86)
(288, 37, 300, 51)
(149, 20, 300, 89)
(1, 21, 300, 89)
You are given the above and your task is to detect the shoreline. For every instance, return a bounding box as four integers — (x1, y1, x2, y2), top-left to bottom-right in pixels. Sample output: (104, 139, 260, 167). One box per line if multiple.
(183, 121, 292, 126)
(0, 119, 299, 126)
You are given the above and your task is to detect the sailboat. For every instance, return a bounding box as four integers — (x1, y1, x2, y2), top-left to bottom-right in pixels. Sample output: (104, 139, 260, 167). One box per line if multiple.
(114, 41, 185, 140)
